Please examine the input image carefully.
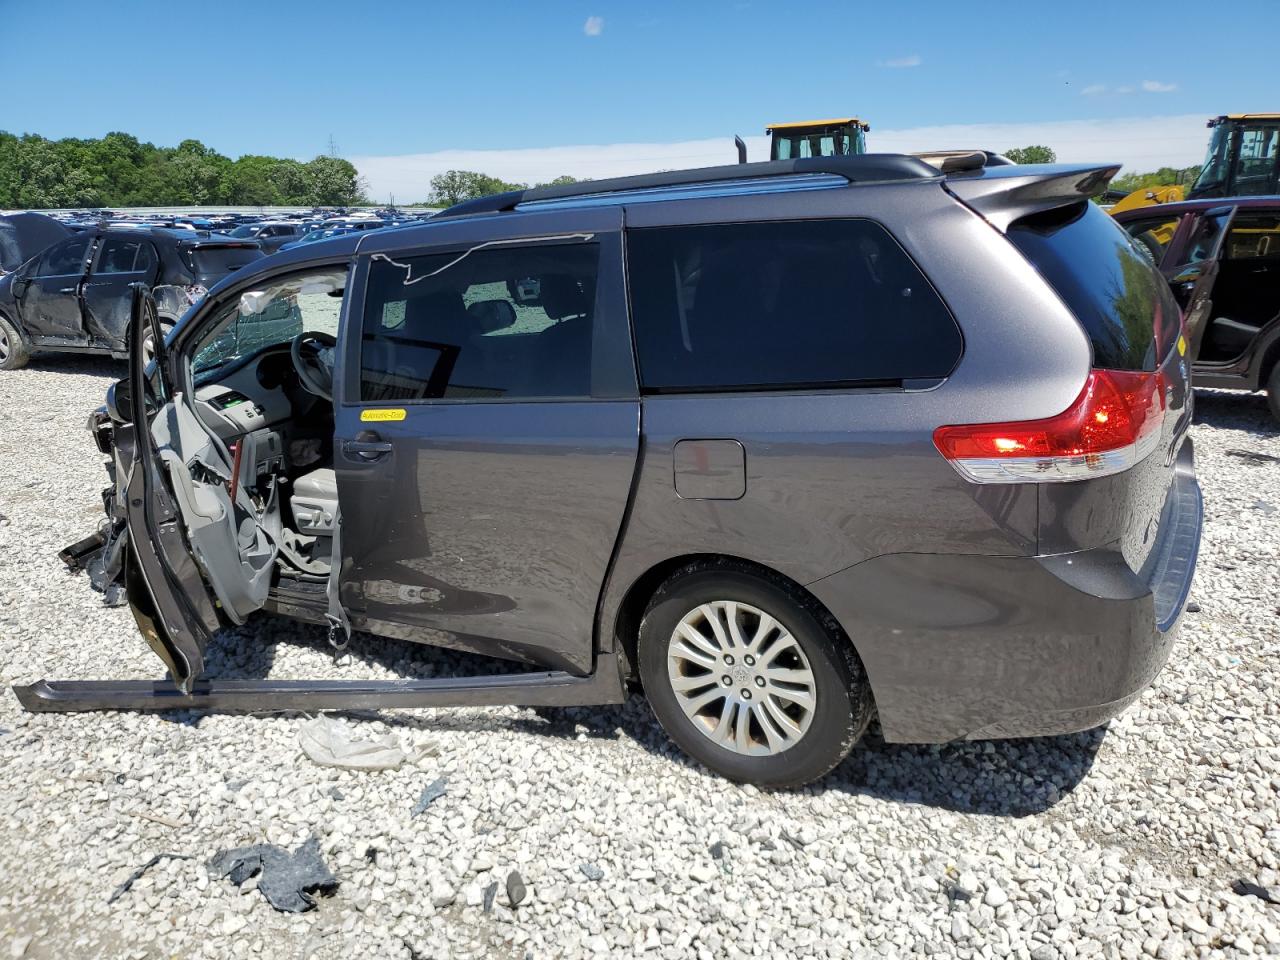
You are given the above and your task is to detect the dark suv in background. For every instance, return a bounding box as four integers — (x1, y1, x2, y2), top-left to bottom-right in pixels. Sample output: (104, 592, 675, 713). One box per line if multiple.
(29, 156, 1202, 787)
(0, 225, 263, 369)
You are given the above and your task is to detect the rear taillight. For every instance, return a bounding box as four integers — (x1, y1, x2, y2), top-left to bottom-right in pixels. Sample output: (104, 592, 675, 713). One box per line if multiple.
(933, 369, 1165, 483)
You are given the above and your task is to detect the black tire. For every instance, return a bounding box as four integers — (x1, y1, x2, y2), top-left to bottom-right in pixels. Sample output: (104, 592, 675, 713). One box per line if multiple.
(0, 311, 30, 370)
(1267, 362, 1280, 424)
(637, 561, 873, 788)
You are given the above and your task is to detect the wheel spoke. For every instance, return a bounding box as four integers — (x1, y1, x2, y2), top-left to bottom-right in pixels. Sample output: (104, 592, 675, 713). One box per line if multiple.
(761, 630, 799, 661)
(749, 612, 779, 653)
(764, 666, 812, 685)
(753, 703, 786, 752)
(767, 683, 814, 710)
(710, 699, 736, 741)
(733, 700, 752, 753)
(697, 604, 729, 649)
(678, 686, 726, 717)
(763, 695, 804, 738)
(670, 639, 717, 670)
(675, 623, 720, 659)
(723, 601, 746, 650)
(670, 672, 717, 693)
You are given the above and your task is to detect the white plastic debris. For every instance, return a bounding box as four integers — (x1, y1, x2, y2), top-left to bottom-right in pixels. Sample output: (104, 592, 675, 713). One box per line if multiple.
(298, 715, 406, 771)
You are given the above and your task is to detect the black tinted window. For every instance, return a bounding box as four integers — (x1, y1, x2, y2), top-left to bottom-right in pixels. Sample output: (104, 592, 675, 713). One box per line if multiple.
(1008, 202, 1179, 371)
(627, 220, 960, 392)
(95, 236, 153, 274)
(359, 241, 598, 402)
(186, 245, 264, 278)
(39, 236, 90, 276)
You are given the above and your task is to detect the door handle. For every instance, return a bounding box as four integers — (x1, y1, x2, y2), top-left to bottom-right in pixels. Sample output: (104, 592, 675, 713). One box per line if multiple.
(343, 436, 393, 461)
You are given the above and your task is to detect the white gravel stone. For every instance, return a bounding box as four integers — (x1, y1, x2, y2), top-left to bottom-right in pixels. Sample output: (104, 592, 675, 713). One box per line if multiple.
(1, 365, 1279, 959)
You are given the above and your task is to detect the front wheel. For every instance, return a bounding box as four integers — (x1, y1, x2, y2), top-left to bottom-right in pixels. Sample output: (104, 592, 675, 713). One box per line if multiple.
(1267, 363, 1280, 424)
(638, 562, 873, 788)
(0, 312, 30, 370)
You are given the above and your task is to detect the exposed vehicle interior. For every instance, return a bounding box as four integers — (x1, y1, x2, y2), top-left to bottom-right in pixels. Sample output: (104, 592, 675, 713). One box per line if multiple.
(1199, 211, 1280, 362)
(179, 267, 347, 603)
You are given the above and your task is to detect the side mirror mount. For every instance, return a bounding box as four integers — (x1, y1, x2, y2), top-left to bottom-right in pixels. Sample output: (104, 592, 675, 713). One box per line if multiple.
(106, 376, 133, 424)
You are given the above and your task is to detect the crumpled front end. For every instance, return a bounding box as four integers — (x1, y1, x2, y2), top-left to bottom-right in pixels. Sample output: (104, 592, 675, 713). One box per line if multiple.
(60, 407, 129, 607)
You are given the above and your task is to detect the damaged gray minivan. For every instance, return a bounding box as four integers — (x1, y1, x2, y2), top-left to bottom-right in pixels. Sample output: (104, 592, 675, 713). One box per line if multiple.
(19, 155, 1203, 788)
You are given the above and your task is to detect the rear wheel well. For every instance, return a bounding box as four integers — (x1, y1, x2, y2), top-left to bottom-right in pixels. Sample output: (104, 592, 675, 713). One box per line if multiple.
(612, 554, 865, 688)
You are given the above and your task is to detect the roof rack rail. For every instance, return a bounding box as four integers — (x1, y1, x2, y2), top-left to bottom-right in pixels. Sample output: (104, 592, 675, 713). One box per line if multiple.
(433, 154, 941, 219)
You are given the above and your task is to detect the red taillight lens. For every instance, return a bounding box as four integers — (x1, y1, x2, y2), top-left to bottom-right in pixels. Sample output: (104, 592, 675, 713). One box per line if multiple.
(934, 370, 1165, 483)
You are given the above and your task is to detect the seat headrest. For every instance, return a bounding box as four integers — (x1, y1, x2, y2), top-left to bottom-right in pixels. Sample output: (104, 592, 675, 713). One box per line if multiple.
(466, 299, 517, 334)
(403, 289, 468, 339)
(538, 274, 590, 320)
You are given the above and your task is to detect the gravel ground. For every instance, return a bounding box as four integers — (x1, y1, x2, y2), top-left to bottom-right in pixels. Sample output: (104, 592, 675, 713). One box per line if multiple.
(1, 355, 1278, 960)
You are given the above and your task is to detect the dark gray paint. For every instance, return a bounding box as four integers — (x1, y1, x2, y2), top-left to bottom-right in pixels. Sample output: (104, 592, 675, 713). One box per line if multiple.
(673, 439, 746, 500)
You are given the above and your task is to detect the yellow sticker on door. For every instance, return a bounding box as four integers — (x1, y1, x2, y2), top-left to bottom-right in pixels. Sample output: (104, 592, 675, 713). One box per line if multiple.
(360, 408, 407, 422)
(1177, 334, 1187, 357)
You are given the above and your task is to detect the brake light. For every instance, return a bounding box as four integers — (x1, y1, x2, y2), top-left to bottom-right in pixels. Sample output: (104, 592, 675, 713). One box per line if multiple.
(933, 369, 1165, 483)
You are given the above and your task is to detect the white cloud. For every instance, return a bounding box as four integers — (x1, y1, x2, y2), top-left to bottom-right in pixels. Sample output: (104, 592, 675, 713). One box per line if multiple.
(583, 15, 604, 36)
(883, 54, 922, 68)
(1142, 80, 1177, 93)
(350, 114, 1210, 203)
(1115, 85, 1135, 94)
(1080, 84, 1107, 96)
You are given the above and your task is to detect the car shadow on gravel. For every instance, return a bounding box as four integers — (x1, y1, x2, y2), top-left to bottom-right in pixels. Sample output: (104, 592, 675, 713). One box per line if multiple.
(20, 353, 124, 377)
(171, 618, 1107, 816)
(1192, 387, 1276, 433)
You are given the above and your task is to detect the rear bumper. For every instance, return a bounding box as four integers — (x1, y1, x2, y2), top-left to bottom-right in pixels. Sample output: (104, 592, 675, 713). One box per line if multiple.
(808, 441, 1202, 743)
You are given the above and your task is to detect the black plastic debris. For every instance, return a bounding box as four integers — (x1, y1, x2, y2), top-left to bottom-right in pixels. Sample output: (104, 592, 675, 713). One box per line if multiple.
(208, 836, 338, 913)
(411, 777, 448, 817)
(483, 881, 499, 913)
(579, 863, 604, 881)
(1226, 448, 1280, 465)
(107, 853, 192, 904)
(709, 841, 726, 861)
(945, 882, 974, 904)
(506, 870, 527, 907)
(1186, 601, 1202, 613)
(1232, 879, 1280, 905)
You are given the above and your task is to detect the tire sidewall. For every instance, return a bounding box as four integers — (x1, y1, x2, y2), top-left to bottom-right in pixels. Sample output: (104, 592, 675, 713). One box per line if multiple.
(1267, 362, 1280, 423)
(0, 311, 29, 370)
(638, 568, 862, 787)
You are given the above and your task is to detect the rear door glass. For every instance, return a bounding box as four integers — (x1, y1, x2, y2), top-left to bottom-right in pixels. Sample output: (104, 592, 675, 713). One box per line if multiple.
(1008, 202, 1180, 370)
(186, 245, 264, 277)
(626, 219, 960, 392)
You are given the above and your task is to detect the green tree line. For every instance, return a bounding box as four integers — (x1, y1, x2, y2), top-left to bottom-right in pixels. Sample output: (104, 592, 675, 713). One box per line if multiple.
(425, 170, 580, 206)
(0, 131, 369, 209)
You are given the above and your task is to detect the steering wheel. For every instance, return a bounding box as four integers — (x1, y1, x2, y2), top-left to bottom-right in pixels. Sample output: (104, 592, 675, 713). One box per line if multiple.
(290, 330, 337, 401)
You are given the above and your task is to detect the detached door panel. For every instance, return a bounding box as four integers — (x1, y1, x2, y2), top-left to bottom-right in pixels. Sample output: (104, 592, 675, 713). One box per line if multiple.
(336, 227, 639, 673)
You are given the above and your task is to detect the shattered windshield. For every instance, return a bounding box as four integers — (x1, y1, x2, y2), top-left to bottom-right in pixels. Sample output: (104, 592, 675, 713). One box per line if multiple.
(191, 268, 347, 377)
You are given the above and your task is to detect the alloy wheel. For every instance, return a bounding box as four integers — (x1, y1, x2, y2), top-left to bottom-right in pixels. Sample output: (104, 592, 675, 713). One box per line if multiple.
(666, 600, 817, 756)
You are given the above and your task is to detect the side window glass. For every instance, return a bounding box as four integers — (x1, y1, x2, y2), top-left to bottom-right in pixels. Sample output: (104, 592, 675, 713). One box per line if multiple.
(1172, 210, 1234, 269)
(1121, 217, 1180, 266)
(1224, 213, 1280, 260)
(38, 236, 90, 277)
(627, 220, 960, 392)
(359, 241, 598, 402)
(94, 237, 152, 275)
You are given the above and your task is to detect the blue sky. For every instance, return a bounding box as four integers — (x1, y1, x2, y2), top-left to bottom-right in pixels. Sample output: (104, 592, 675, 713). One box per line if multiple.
(2, 0, 1277, 196)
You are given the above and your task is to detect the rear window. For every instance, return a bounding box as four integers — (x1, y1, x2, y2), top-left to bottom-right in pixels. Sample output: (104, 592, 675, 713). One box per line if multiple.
(627, 219, 961, 392)
(1008, 202, 1180, 371)
(186, 245, 264, 278)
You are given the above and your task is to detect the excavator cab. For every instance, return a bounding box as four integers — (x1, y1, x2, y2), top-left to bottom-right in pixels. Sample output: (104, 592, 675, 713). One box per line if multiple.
(1188, 115, 1280, 200)
(767, 118, 869, 160)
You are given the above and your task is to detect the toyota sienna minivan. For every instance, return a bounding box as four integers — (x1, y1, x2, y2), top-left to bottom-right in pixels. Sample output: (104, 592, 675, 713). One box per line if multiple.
(20, 154, 1202, 788)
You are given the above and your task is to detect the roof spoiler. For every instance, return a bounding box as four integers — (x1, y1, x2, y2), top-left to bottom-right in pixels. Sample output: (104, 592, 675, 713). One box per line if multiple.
(944, 163, 1121, 231)
(910, 150, 1013, 173)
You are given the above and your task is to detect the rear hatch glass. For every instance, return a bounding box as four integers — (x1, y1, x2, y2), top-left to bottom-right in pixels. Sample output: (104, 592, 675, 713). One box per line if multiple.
(1007, 201, 1181, 370)
(185, 244, 264, 281)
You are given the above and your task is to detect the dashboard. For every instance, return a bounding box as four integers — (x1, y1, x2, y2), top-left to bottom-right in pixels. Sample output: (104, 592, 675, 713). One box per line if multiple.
(192, 350, 300, 480)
